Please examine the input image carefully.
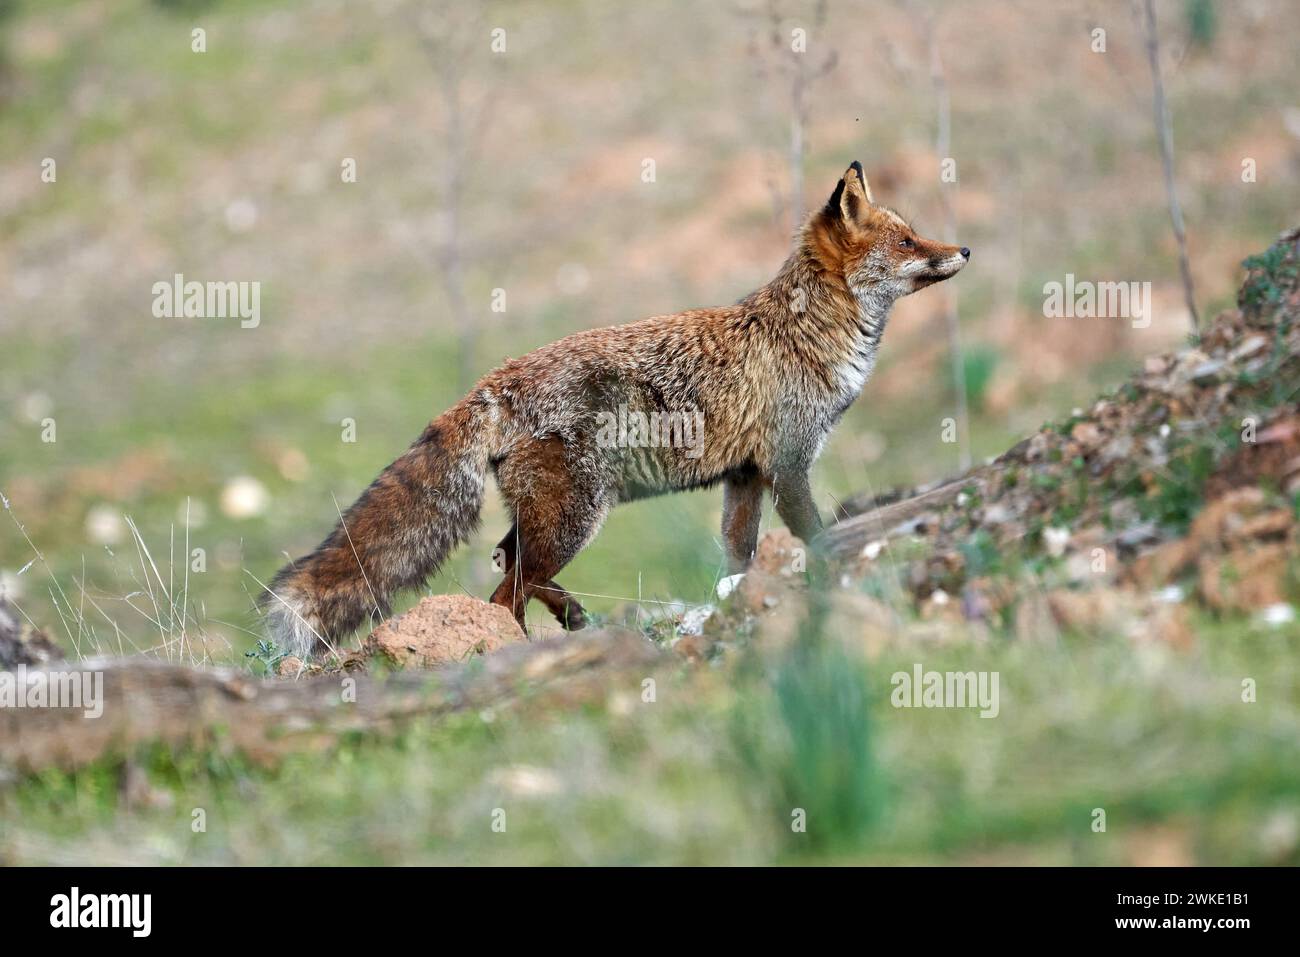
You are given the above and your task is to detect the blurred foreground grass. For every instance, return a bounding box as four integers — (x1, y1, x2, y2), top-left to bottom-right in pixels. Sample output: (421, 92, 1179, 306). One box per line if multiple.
(3, 607, 1296, 865)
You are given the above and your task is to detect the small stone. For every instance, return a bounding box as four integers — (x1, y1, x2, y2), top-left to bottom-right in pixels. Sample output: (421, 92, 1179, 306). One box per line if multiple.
(861, 539, 886, 560)
(1190, 359, 1226, 384)
(981, 503, 1011, 526)
(1044, 526, 1071, 558)
(1117, 521, 1160, 549)
(716, 574, 744, 600)
(1153, 584, 1185, 604)
(1256, 603, 1296, 627)
(676, 604, 715, 636)
(1229, 334, 1269, 362)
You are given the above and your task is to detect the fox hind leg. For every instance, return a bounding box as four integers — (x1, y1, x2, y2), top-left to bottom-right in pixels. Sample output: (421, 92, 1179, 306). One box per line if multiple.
(532, 580, 588, 631)
(492, 524, 588, 630)
(489, 438, 606, 630)
(488, 514, 600, 631)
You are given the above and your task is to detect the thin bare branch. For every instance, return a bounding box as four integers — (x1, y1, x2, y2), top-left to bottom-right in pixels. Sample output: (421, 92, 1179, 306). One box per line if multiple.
(1139, 0, 1200, 333)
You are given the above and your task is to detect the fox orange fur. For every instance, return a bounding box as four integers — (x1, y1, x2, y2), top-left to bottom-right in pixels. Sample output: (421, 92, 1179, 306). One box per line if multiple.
(264, 163, 969, 657)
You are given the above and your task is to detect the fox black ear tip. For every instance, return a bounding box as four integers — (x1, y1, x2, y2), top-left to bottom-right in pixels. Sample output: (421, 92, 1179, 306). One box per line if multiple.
(849, 160, 864, 177)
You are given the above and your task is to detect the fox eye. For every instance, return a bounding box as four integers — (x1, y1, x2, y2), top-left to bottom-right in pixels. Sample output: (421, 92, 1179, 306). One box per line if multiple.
(899, 237, 915, 250)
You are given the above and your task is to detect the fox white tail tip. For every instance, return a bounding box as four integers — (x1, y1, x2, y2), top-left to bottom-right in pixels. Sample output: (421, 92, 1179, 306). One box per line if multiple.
(263, 591, 321, 659)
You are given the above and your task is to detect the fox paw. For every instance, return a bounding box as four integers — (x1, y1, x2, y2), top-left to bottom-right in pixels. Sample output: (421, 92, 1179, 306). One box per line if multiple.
(555, 603, 588, 631)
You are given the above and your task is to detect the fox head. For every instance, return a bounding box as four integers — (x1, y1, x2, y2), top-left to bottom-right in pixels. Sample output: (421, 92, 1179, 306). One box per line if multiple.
(809, 161, 969, 305)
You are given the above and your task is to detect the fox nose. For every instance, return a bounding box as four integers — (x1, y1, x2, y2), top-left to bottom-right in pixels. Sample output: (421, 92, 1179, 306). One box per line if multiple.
(960, 247, 971, 260)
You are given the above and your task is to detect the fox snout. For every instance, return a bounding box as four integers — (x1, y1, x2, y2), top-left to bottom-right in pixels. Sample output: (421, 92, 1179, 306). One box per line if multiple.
(899, 243, 969, 291)
(929, 244, 970, 275)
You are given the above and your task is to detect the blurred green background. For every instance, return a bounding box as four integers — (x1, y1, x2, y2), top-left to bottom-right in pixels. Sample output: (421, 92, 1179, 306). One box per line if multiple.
(0, 0, 1296, 654)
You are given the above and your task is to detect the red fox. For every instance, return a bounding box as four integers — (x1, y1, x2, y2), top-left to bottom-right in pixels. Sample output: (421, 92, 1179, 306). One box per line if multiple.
(265, 162, 969, 657)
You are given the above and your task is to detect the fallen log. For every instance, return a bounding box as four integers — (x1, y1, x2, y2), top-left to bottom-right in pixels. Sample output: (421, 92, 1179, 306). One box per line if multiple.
(818, 468, 1000, 559)
(0, 628, 666, 774)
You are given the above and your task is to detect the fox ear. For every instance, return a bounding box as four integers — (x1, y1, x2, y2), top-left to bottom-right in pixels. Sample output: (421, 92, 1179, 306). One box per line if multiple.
(825, 161, 874, 225)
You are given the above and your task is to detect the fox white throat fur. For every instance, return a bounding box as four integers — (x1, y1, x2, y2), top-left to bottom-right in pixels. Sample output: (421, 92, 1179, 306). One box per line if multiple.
(265, 161, 969, 657)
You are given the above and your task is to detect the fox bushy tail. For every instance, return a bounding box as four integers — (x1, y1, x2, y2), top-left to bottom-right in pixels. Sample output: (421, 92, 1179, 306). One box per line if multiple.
(263, 401, 492, 657)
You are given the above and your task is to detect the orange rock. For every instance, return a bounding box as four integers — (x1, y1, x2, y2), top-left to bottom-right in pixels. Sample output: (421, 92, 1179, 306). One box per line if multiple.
(1070, 420, 1105, 450)
(1128, 537, 1198, 589)
(1043, 587, 1192, 649)
(671, 632, 715, 663)
(1046, 588, 1132, 634)
(752, 528, 807, 576)
(1189, 487, 1267, 549)
(1142, 603, 1194, 651)
(1198, 544, 1291, 613)
(734, 530, 807, 616)
(736, 571, 792, 615)
(1235, 509, 1294, 543)
(364, 594, 525, 668)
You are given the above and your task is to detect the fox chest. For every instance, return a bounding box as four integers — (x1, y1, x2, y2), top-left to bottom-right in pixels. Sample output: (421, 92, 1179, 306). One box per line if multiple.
(830, 337, 880, 409)
(825, 297, 892, 417)
(769, 342, 879, 465)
